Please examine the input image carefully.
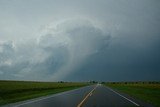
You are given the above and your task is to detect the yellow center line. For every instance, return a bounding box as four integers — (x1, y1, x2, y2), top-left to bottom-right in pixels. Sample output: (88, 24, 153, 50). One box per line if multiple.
(77, 85, 98, 107)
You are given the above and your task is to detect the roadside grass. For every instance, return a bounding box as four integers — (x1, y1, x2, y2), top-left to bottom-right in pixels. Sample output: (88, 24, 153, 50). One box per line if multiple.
(0, 80, 89, 106)
(105, 82, 160, 107)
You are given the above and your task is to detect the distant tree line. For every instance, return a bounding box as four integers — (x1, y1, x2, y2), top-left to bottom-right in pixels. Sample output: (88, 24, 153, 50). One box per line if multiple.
(105, 81, 160, 84)
(56, 81, 160, 84)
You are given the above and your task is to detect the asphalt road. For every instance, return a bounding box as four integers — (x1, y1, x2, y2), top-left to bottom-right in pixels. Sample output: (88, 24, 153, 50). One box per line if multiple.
(83, 84, 139, 107)
(3, 84, 153, 107)
(3, 85, 94, 107)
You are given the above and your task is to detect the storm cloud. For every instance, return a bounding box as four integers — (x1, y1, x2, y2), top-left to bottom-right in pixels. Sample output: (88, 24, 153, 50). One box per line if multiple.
(0, 19, 110, 81)
(0, 0, 160, 81)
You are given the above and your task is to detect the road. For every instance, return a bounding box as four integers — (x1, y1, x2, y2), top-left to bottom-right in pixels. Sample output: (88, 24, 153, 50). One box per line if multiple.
(3, 84, 153, 107)
(82, 84, 139, 107)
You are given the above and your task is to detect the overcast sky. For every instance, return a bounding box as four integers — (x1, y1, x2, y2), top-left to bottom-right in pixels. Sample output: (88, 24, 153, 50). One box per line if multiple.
(0, 0, 160, 81)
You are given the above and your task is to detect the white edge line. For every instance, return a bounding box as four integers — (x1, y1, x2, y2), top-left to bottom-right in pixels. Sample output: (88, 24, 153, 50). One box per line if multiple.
(106, 87, 140, 106)
(13, 91, 71, 107)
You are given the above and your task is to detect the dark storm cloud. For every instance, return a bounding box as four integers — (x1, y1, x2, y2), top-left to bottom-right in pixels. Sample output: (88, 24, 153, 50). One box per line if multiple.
(0, 0, 160, 81)
(67, 37, 160, 81)
(0, 19, 110, 81)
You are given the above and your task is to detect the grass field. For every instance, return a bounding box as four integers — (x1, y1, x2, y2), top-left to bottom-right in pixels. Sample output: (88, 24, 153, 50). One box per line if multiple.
(0, 80, 89, 106)
(105, 82, 160, 107)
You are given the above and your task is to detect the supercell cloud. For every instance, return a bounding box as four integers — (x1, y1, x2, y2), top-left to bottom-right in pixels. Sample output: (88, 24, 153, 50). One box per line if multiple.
(0, 19, 110, 81)
(0, 0, 160, 81)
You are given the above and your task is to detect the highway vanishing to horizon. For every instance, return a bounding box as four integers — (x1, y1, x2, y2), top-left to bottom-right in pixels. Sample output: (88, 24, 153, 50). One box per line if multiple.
(3, 84, 153, 107)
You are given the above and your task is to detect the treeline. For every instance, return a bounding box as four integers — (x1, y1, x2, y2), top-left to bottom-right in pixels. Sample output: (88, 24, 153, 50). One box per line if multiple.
(57, 81, 98, 84)
(104, 81, 160, 84)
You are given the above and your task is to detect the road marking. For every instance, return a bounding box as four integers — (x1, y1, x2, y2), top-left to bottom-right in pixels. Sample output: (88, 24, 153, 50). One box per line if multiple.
(13, 95, 57, 107)
(106, 87, 140, 106)
(77, 85, 97, 107)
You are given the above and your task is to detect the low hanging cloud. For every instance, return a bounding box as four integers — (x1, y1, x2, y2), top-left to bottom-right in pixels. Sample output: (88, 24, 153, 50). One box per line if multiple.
(0, 19, 111, 81)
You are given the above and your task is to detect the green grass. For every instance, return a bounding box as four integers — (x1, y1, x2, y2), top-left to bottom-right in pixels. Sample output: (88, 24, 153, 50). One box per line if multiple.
(0, 80, 89, 106)
(105, 82, 160, 107)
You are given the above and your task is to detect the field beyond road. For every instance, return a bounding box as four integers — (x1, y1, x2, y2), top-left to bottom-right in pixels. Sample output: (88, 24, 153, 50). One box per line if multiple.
(0, 80, 89, 106)
(105, 82, 160, 107)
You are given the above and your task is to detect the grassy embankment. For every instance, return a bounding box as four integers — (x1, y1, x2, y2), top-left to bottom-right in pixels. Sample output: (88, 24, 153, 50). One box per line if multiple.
(0, 80, 89, 106)
(105, 82, 160, 107)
